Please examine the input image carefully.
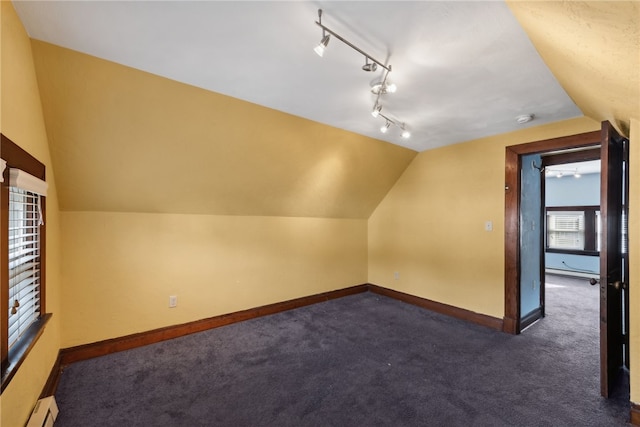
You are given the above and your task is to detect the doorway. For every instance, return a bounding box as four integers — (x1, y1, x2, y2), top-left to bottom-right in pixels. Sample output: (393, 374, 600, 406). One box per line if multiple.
(503, 130, 601, 333)
(503, 122, 629, 399)
(519, 149, 602, 331)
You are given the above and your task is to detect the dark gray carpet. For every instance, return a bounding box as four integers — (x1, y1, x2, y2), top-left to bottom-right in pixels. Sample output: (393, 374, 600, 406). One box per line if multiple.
(54, 275, 630, 426)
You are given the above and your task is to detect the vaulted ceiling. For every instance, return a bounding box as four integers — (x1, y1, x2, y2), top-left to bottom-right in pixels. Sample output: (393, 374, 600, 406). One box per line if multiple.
(10, 1, 640, 217)
(16, 1, 639, 152)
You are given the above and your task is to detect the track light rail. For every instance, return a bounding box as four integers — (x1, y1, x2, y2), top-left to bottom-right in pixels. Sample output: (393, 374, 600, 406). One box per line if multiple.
(315, 10, 391, 72)
(378, 112, 405, 132)
(313, 9, 409, 139)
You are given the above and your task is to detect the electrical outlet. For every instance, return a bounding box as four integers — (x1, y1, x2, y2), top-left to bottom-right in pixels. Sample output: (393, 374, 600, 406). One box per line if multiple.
(485, 221, 493, 232)
(169, 295, 177, 308)
(394, 272, 400, 280)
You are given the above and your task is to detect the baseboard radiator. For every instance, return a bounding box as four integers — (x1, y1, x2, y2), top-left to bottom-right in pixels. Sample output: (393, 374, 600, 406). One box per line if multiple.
(26, 396, 59, 427)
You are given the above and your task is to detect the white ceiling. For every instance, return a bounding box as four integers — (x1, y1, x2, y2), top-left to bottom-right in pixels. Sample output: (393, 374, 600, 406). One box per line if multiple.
(13, 1, 583, 152)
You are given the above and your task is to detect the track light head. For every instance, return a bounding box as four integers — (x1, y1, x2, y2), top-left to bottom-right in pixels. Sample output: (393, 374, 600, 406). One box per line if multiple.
(380, 121, 391, 134)
(362, 58, 377, 72)
(400, 123, 411, 139)
(314, 34, 330, 57)
(371, 104, 382, 118)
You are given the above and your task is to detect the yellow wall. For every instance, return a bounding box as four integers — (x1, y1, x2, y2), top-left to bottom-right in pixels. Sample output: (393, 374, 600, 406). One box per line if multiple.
(370, 114, 640, 405)
(60, 212, 367, 346)
(30, 40, 416, 219)
(0, 2, 63, 426)
(28, 38, 410, 349)
(368, 117, 600, 318)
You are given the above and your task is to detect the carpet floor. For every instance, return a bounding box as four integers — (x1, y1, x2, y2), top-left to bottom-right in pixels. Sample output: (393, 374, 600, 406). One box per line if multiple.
(54, 275, 630, 426)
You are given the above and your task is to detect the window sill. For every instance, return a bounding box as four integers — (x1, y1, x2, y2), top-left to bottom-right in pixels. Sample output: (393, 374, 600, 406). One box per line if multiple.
(1, 313, 52, 392)
(545, 249, 599, 257)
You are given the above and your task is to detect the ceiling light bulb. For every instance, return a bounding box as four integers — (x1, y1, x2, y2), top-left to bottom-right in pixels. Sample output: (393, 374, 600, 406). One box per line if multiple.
(371, 104, 382, 118)
(314, 34, 330, 57)
(386, 83, 397, 93)
(401, 129, 411, 139)
(574, 172, 581, 178)
(380, 122, 390, 134)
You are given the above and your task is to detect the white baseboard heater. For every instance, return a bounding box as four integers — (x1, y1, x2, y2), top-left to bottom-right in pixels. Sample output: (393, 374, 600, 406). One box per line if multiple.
(26, 396, 58, 427)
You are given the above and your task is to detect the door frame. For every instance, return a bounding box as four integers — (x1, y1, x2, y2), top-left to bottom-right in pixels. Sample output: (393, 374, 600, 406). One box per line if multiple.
(503, 130, 601, 334)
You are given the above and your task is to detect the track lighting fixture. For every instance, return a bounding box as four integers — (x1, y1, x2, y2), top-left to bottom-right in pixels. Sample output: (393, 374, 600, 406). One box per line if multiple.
(313, 9, 410, 140)
(546, 168, 582, 179)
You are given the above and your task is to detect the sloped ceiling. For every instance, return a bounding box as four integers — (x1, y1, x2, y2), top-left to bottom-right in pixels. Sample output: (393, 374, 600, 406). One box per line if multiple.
(506, 1, 640, 136)
(17, 1, 640, 218)
(15, 1, 584, 151)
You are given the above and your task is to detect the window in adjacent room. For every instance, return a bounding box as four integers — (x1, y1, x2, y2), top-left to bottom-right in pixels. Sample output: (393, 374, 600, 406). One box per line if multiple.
(546, 206, 599, 255)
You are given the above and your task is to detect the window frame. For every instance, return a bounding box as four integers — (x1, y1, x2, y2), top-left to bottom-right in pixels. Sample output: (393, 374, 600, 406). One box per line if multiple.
(1, 133, 50, 392)
(545, 205, 600, 256)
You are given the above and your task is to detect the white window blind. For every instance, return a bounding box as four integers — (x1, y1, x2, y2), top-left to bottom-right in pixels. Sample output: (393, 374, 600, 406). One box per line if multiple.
(9, 168, 48, 196)
(8, 187, 42, 349)
(547, 211, 585, 250)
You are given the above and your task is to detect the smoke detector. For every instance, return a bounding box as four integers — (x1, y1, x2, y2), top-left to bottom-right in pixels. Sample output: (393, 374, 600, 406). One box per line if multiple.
(516, 114, 534, 124)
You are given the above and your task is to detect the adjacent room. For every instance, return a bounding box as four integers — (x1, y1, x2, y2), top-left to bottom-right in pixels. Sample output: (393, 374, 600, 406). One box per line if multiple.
(1, 1, 639, 426)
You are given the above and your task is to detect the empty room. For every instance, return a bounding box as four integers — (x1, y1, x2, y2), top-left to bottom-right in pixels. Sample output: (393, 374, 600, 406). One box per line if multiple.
(1, 1, 639, 426)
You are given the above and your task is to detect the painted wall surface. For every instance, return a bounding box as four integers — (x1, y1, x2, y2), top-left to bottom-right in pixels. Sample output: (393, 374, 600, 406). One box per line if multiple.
(545, 172, 600, 275)
(546, 173, 600, 207)
(30, 33, 405, 352)
(545, 253, 599, 276)
(30, 41, 416, 219)
(520, 154, 543, 318)
(60, 212, 367, 346)
(0, 3, 63, 426)
(368, 117, 601, 319)
(629, 118, 640, 403)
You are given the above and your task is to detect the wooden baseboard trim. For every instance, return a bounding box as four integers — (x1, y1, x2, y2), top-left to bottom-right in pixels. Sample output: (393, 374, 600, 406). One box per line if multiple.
(367, 284, 504, 331)
(502, 316, 518, 334)
(51, 283, 502, 396)
(60, 284, 368, 366)
(631, 402, 640, 425)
